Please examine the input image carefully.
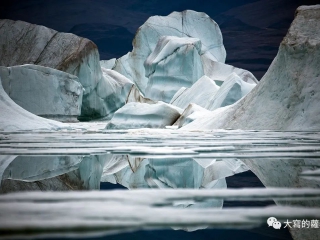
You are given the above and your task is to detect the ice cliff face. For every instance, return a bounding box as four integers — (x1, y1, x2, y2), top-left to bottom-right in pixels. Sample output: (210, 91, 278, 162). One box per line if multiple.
(0, 19, 154, 120)
(183, 5, 320, 131)
(0, 75, 66, 131)
(0, 19, 102, 118)
(0, 64, 83, 122)
(181, 6, 320, 239)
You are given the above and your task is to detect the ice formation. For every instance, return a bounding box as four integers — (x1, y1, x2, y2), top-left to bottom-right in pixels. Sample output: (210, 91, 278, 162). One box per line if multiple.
(106, 102, 182, 129)
(205, 72, 256, 111)
(0, 75, 66, 131)
(173, 104, 210, 128)
(183, 6, 320, 131)
(0, 64, 83, 122)
(100, 59, 116, 70)
(113, 10, 226, 95)
(180, 6, 320, 239)
(93, 69, 134, 118)
(144, 36, 204, 102)
(1, 5, 319, 239)
(0, 155, 106, 193)
(170, 75, 220, 109)
(0, 19, 102, 118)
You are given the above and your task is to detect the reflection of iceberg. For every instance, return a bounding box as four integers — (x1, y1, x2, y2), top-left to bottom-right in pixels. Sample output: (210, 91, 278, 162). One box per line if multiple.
(0, 156, 106, 193)
(101, 156, 248, 231)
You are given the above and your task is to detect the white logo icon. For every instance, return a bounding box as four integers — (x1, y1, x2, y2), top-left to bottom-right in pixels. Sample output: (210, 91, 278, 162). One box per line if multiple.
(273, 221, 282, 229)
(267, 217, 277, 227)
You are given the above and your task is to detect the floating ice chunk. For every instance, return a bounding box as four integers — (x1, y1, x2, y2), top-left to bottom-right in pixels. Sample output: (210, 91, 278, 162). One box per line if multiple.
(144, 36, 204, 102)
(205, 73, 256, 111)
(170, 75, 220, 109)
(105, 102, 182, 129)
(0, 64, 83, 122)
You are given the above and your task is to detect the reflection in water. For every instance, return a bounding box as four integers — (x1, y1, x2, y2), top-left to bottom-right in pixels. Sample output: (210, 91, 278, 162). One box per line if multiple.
(0, 130, 320, 239)
(0, 155, 106, 193)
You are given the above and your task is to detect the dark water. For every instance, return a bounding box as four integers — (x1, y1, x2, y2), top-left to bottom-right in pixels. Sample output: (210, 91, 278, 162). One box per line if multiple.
(1, 130, 320, 240)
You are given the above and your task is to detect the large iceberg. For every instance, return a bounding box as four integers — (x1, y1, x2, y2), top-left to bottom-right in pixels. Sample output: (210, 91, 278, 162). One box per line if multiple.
(182, 5, 320, 131)
(112, 10, 226, 95)
(0, 19, 102, 119)
(181, 6, 320, 240)
(0, 64, 83, 122)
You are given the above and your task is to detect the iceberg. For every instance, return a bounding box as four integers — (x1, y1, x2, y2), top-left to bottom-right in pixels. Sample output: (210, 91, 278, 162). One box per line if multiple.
(83, 69, 133, 118)
(180, 6, 320, 239)
(170, 75, 220, 109)
(106, 102, 182, 129)
(201, 55, 258, 85)
(0, 75, 66, 131)
(1, 156, 106, 193)
(0, 19, 103, 119)
(205, 72, 256, 111)
(144, 36, 204, 102)
(173, 103, 210, 128)
(182, 5, 320, 131)
(0, 64, 83, 122)
(100, 59, 116, 70)
(113, 10, 226, 95)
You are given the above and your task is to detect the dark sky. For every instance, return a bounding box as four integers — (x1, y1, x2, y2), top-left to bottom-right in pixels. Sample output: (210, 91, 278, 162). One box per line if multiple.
(0, 0, 319, 79)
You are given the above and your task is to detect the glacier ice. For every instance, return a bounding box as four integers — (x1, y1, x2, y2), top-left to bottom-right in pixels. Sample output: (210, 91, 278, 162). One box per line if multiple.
(179, 6, 320, 239)
(0, 19, 103, 119)
(105, 102, 182, 129)
(170, 75, 220, 109)
(173, 104, 211, 128)
(0, 74, 66, 131)
(182, 5, 320, 131)
(113, 10, 226, 95)
(201, 55, 258, 85)
(0, 64, 83, 122)
(0, 155, 106, 193)
(144, 36, 204, 102)
(100, 59, 116, 70)
(83, 69, 133, 118)
(205, 72, 256, 111)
